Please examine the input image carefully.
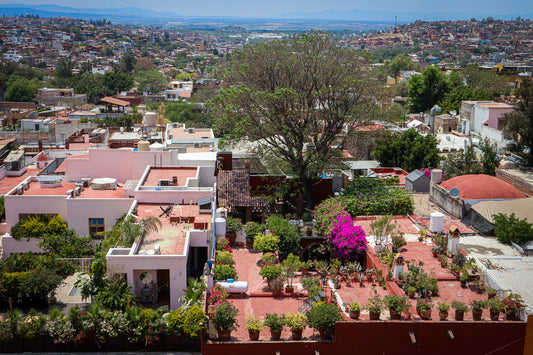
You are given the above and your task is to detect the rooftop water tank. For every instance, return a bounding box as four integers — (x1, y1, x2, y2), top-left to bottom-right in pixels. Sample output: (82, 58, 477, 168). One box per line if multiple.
(429, 212, 444, 234)
(431, 169, 443, 184)
(150, 142, 164, 152)
(215, 217, 226, 237)
(143, 111, 157, 126)
(91, 178, 117, 190)
(215, 281, 248, 293)
(137, 140, 150, 151)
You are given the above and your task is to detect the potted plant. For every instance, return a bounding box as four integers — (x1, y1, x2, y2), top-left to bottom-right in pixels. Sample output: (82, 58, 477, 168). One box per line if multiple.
(486, 287, 497, 299)
(503, 293, 525, 320)
(225, 216, 242, 244)
(212, 302, 239, 341)
(437, 302, 450, 320)
(306, 303, 342, 340)
(460, 274, 468, 287)
(333, 276, 341, 289)
(306, 226, 313, 236)
(346, 301, 361, 319)
(451, 301, 467, 321)
(281, 253, 302, 293)
(397, 272, 405, 287)
(440, 254, 448, 268)
(245, 316, 263, 341)
(431, 245, 441, 257)
(244, 222, 265, 249)
(365, 288, 384, 320)
(285, 312, 307, 340)
(486, 298, 504, 321)
(259, 265, 282, 286)
(384, 295, 411, 320)
(407, 286, 416, 298)
(253, 233, 280, 253)
(300, 261, 310, 275)
(416, 300, 433, 319)
(264, 313, 285, 340)
(470, 300, 486, 321)
(270, 278, 284, 296)
(366, 269, 374, 282)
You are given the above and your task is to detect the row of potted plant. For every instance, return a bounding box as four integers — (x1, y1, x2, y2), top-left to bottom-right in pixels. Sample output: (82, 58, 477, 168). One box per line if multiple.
(245, 312, 307, 341)
(214, 239, 238, 281)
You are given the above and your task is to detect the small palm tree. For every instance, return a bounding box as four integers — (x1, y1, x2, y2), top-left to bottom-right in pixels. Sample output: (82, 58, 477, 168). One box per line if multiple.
(120, 215, 162, 246)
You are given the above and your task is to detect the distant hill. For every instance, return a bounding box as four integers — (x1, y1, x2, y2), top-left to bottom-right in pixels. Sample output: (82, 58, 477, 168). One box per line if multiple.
(0, 4, 529, 28)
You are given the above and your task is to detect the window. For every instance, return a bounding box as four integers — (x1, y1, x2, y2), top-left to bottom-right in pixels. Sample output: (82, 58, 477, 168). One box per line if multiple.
(89, 218, 105, 238)
(19, 213, 57, 222)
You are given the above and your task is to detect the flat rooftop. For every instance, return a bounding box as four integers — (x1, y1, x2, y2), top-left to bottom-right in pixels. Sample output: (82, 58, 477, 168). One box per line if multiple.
(0, 168, 40, 195)
(22, 180, 77, 196)
(169, 127, 213, 140)
(135, 203, 211, 256)
(142, 167, 198, 187)
(77, 185, 125, 199)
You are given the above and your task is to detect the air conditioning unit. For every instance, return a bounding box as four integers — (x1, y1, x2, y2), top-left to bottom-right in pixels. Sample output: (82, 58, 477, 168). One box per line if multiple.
(188, 128, 195, 134)
(66, 189, 73, 197)
(154, 244, 161, 254)
(194, 143, 202, 148)
(74, 187, 81, 196)
(173, 123, 179, 128)
(158, 179, 170, 186)
(23, 181, 30, 190)
(17, 186, 24, 195)
(82, 178, 91, 188)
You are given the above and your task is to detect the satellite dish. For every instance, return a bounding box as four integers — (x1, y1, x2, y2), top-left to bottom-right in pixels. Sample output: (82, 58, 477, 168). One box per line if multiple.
(140, 272, 153, 285)
(449, 187, 461, 199)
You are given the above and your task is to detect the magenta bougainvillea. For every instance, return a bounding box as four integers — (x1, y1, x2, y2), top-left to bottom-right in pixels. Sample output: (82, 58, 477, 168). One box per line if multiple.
(326, 214, 368, 263)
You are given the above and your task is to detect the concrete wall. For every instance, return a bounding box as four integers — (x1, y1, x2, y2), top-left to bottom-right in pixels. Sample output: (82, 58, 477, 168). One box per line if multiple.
(496, 169, 533, 196)
(66, 198, 134, 236)
(54, 122, 97, 143)
(429, 182, 463, 218)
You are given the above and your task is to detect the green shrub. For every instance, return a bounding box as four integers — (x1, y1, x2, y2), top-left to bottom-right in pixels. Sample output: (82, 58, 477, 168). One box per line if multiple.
(244, 222, 266, 242)
(266, 216, 300, 260)
(306, 303, 342, 334)
(259, 265, 281, 280)
(213, 264, 237, 281)
(253, 233, 279, 253)
(212, 302, 239, 331)
(182, 306, 207, 338)
(216, 250, 235, 266)
(166, 309, 185, 335)
(261, 252, 278, 265)
(493, 213, 533, 245)
(264, 313, 285, 332)
(225, 216, 243, 234)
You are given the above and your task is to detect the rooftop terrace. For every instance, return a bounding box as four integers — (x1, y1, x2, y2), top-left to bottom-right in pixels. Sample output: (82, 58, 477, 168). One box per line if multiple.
(142, 167, 198, 187)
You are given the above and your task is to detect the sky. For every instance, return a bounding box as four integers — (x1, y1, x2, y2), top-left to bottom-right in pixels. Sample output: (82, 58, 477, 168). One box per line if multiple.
(3, 0, 533, 18)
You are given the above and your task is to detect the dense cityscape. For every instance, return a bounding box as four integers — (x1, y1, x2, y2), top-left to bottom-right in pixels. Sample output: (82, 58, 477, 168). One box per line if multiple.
(0, 8, 532, 355)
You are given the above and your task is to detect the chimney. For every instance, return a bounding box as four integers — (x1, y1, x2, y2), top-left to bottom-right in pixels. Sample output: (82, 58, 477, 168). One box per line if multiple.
(38, 140, 43, 152)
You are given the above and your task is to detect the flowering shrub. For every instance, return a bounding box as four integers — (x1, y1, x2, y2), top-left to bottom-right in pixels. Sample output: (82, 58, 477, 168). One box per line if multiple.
(145, 319, 166, 346)
(503, 293, 525, 315)
(18, 310, 45, 339)
(326, 214, 367, 263)
(0, 314, 14, 342)
(207, 284, 229, 306)
(216, 238, 233, 252)
(216, 250, 235, 266)
(314, 198, 349, 236)
(225, 216, 243, 234)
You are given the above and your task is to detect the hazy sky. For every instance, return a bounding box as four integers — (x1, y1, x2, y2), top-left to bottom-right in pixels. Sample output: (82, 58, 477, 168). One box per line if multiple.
(5, 0, 533, 18)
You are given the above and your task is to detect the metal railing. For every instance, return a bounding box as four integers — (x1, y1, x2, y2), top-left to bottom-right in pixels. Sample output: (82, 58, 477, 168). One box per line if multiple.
(59, 257, 93, 271)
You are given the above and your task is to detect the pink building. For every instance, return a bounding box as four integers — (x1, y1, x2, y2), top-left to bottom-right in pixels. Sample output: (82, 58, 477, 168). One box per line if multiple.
(1, 147, 218, 310)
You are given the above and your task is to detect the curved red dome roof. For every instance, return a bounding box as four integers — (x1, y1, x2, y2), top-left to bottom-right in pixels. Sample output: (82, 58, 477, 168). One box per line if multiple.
(440, 174, 525, 200)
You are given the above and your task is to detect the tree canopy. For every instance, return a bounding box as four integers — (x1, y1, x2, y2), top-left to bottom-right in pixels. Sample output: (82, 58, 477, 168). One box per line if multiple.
(210, 31, 380, 209)
(503, 79, 533, 166)
(407, 66, 450, 113)
(374, 129, 440, 172)
(134, 70, 168, 95)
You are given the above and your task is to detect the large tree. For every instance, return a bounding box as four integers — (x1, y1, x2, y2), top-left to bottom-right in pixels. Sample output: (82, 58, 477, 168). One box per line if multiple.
(374, 129, 440, 172)
(210, 31, 379, 209)
(503, 79, 533, 166)
(407, 66, 450, 113)
(134, 70, 168, 95)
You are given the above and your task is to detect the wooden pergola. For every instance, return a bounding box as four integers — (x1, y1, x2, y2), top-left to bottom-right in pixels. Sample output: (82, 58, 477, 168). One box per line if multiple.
(100, 96, 131, 113)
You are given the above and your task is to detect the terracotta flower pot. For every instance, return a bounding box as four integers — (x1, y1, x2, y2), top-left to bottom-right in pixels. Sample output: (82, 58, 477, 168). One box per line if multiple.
(506, 312, 518, 321)
(226, 233, 237, 244)
(349, 310, 360, 319)
(291, 329, 303, 340)
(389, 310, 401, 320)
(454, 310, 464, 321)
(369, 311, 381, 320)
(270, 330, 282, 340)
(217, 329, 232, 341)
(285, 286, 294, 293)
(489, 310, 500, 321)
(301, 268, 309, 275)
(248, 329, 260, 341)
(472, 310, 483, 321)
(318, 328, 332, 340)
(439, 311, 448, 321)
(419, 310, 432, 319)
(246, 240, 254, 249)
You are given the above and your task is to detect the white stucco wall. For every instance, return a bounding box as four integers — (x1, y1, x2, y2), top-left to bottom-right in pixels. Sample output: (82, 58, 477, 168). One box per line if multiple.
(1, 234, 43, 258)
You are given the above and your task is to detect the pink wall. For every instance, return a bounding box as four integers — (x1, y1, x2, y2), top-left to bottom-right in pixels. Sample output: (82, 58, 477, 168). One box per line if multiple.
(134, 189, 212, 205)
(4, 195, 67, 230)
(484, 107, 514, 129)
(66, 149, 174, 182)
(66, 198, 135, 236)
